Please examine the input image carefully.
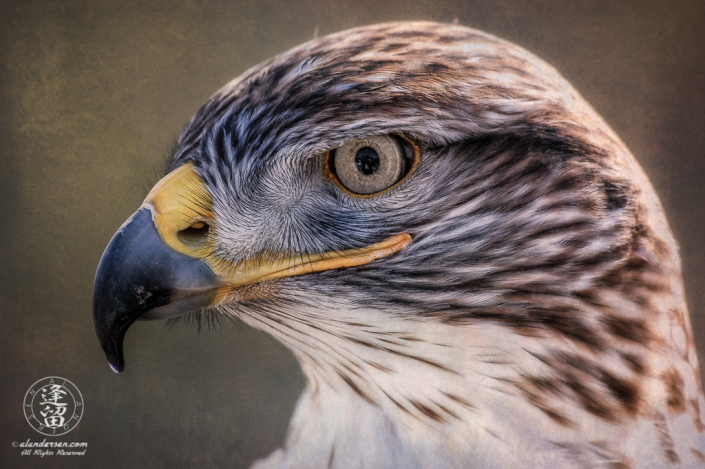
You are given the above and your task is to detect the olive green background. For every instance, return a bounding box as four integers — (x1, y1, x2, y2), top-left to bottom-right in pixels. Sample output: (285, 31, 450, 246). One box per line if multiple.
(1, 1, 703, 467)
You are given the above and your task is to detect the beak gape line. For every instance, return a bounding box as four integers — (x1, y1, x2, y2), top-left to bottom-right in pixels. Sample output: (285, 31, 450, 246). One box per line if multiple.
(93, 163, 411, 373)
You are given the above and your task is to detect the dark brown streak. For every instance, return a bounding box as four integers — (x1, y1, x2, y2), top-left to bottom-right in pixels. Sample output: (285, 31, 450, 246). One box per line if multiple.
(339, 362, 366, 381)
(380, 389, 418, 420)
(483, 427, 504, 441)
(654, 413, 681, 463)
(541, 406, 574, 427)
(409, 399, 445, 423)
(363, 359, 394, 373)
(432, 400, 461, 420)
(602, 316, 651, 344)
(441, 392, 476, 410)
(690, 448, 705, 463)
(327, 446, 335, 469)
(565, 374, 614, 421)
(336, 371, 376, 406)
(600, 370, 640, 415)
(620, 353, 646, 375)
(342, 336, 459, 374)
(662, 368, 686, 413)
(688, 398, 705, 432)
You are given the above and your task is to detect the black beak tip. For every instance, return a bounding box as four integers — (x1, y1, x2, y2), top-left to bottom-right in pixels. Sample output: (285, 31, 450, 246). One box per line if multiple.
(103, 334, 126, 374)
(106, 352, 124, 374)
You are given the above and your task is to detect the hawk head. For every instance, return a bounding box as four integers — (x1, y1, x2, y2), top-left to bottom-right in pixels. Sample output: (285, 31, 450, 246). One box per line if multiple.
(93, 22, 705, 468)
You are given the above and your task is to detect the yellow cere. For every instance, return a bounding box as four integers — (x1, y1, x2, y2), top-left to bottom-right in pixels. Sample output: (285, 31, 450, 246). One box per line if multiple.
(143, 162, 215, 259)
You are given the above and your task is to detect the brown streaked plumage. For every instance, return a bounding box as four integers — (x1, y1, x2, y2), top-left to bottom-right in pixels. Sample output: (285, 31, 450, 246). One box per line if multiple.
(93, 22, 705, 468)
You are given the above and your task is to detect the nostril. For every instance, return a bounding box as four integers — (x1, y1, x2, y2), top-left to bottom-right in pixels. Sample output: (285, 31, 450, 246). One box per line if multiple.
(177, 221, 210, 246)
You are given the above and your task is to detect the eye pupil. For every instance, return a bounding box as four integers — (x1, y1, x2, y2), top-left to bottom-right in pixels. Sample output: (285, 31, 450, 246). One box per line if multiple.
(354, 147, 380, 175)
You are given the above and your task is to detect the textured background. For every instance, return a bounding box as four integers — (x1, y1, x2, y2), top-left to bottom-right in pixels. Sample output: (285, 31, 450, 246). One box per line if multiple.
(1, 1, 703, 467)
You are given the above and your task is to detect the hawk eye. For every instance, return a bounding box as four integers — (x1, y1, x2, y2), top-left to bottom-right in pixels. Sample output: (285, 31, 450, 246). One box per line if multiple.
(327, 135, 418, 196)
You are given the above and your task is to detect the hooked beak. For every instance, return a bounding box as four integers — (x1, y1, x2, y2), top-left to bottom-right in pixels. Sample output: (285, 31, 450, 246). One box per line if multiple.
(93, 208, 221, 373)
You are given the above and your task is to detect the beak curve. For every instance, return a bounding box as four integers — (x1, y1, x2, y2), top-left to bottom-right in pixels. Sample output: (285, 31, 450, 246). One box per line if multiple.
(93, 208, 220, 374)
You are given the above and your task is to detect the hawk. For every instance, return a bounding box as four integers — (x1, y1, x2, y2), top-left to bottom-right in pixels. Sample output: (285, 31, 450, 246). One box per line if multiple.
(93, 22, 705, 468)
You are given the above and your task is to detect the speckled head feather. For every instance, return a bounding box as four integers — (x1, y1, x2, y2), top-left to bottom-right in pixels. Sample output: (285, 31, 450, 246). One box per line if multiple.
(154, 22, 703, 467)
